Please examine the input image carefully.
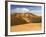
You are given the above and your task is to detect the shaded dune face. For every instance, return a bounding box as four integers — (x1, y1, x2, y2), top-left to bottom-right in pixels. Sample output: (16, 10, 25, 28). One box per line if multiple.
(11, 13, 41, 26)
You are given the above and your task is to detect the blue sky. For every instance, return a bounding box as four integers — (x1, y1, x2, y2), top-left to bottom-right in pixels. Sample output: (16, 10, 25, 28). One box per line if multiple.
(11, 5, 42, 16)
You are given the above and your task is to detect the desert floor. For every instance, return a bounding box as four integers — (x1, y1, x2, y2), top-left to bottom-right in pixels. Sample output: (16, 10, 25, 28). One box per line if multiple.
(10, 23, 41, 32)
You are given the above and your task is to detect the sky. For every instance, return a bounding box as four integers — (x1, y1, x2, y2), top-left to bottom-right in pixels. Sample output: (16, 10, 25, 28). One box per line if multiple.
(11, 5, 42, 16)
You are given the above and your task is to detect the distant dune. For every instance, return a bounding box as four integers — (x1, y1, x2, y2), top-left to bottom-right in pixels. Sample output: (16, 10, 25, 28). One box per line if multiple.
(11, 13, 42, 26)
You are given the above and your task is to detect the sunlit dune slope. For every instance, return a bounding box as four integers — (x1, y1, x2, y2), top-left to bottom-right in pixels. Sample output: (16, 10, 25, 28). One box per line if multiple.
(11, 13, 41, 26)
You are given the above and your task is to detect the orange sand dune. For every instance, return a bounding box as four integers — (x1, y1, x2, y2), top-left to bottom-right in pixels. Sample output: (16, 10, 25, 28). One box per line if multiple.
(10, 23, 41, 32)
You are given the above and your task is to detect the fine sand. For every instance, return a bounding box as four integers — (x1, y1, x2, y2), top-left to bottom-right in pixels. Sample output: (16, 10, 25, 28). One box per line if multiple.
(10, 23, 41, 32)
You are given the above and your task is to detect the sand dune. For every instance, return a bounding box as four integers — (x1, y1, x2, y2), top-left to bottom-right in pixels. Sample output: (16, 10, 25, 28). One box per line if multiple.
(11, 13, 41, 26)
(11, 13, 42, 32)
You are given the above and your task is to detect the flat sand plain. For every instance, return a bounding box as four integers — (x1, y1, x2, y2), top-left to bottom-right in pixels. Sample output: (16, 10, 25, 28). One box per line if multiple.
(10, 23, 41, 32)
